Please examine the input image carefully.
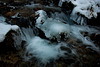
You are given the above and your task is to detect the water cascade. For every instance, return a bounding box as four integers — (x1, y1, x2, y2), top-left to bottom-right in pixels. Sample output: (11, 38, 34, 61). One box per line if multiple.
(0, 0, 100, 67)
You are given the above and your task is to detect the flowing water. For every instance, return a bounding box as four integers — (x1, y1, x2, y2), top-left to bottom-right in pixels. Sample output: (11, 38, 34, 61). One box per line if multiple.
(0, 0, 100, 67)
(17, 9, 100, 67)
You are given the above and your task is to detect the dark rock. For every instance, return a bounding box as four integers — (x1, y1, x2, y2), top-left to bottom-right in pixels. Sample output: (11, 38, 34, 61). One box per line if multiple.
(0, 31, 16, 54)
(0, 30, 22, 54)
(18, 7, 34, 17)
(37, 28, 48, 39)
(0, 2, 11, 15)
(6, 18, 30, 28)
(87, 13, 100, 26)
(4, 11, 16, 18)
(90, 33, 100, 47)
(0, 0, 100, 67)
(60, 46, 71, 53)
(62, 1, 74, 11)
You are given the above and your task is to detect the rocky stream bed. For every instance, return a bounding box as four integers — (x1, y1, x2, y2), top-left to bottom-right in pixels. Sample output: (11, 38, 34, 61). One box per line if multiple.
(0, 0, 100, 67)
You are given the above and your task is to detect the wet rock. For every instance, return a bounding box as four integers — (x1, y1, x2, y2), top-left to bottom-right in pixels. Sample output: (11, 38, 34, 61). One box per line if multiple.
(30, 13, 37, 25)
(56, 57, 75, 67)
(62, 1, 74, 10)
(41, 0, 59, 6)
(73, 45, 100, 67)
(0, 0, 100, 67)
(66, 38, 80, 46)
(0, 1, 11, 15)
(80, 32, 89, 37)
(2, 0, 27, 6)
(94, 34, 100, 44)
(1, 0, 14, 3)
(87, 13, 100, 26)
(0, 30, 22, 54)
(1, 53, 19, 64)
(6, 17, 31, 27)
(33, 0, 43, 3)
(18, 7, 34, 17)
(90, 33, 100, 47)
(60, 46, 71, 53)
(4, 11, 17, 18)
(37, 28, 48, 39)
(13, 0, 26, 3)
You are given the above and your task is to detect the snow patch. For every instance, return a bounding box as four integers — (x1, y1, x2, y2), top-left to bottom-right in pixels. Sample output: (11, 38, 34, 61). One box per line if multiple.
(0, 23, 19, 42)
(71, 0, 100, 24)
(35, 10, 47, 25)
(58, 0, 100, 25)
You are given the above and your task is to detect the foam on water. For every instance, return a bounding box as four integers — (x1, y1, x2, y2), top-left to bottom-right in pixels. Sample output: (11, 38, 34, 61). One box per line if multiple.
(25, 36, 66, 64)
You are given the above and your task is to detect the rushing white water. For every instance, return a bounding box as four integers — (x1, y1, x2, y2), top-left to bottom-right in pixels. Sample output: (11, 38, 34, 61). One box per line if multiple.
(70, 25, 100, 51)
(25, 36, 66, 64)
(21, 27, 67, 64)
(8, 1, 99, 65)
(0, 0, 100, 66)
(20, 10, 100, 64)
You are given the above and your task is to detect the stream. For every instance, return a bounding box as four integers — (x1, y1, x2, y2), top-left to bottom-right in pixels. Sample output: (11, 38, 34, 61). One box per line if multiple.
(0, 0, 100, 67)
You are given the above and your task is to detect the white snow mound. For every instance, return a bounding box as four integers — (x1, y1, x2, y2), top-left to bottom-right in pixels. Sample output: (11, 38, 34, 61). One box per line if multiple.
(0, 23, 19, 42)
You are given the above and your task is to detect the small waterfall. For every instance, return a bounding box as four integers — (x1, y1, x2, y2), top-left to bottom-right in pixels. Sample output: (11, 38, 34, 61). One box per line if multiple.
(0, 0, 99, 67)
(18, 10, 100, 66)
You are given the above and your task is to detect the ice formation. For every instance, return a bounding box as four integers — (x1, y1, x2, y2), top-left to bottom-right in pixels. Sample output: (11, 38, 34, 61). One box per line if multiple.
(59, 0, 100, 24)
(36, 10, 71, 40)
(50, 12, 73, 24)
(0, 23, 19, 42)
(71, 0, 100, 24)
(25, 36, 65, 64)
(35, 10, 99, 48)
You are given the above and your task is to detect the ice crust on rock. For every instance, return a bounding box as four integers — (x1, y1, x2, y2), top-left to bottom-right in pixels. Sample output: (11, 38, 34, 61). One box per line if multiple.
(41, 18, 71, 40)
(35, 10, 71, 40)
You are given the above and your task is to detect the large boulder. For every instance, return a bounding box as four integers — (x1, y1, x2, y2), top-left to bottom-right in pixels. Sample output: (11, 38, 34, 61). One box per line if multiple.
(0, 23, 22, 53)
